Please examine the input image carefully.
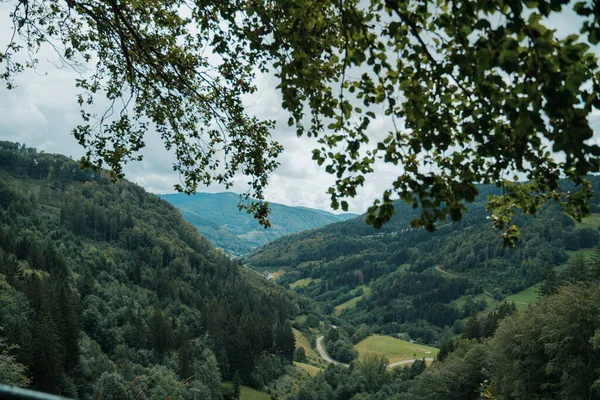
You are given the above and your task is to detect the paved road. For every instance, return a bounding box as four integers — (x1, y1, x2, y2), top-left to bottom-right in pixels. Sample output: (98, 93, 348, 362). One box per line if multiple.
(316, 336, 348, 367)
(316, 336, 434, 369)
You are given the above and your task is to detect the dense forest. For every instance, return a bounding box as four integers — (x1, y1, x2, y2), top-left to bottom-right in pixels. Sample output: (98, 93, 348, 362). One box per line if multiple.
(247, 178, 600, 346)
(159, 192, 357, 256)
(0, 142, 297, 398)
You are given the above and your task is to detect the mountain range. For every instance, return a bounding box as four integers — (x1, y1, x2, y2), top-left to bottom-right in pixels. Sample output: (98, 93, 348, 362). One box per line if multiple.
(159, 192, 358, 255)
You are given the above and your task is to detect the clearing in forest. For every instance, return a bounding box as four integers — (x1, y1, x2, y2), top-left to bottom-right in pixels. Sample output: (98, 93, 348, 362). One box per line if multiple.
(290, 277, 321, 289)
(354, 335, 438, 364)
(334, 285, 372, 315)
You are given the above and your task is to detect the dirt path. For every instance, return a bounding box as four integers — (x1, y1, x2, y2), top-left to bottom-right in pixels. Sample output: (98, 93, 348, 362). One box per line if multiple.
(435, 265, 495, 298)
(434, 265, 460, 278)
(387, 358, 435, 369)
(316, 336, 433, 369)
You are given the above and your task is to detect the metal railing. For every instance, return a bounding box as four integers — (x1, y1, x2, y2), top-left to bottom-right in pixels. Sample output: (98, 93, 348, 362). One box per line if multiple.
(0, 384, 73, 400)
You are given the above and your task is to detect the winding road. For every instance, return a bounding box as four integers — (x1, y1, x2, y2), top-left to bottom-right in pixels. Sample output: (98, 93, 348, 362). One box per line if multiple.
(316, 336, 347, 366)
(316, 336, 435, 369)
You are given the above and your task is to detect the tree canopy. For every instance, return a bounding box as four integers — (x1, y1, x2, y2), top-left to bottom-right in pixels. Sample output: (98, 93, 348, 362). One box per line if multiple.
(3, 0, 600, 244)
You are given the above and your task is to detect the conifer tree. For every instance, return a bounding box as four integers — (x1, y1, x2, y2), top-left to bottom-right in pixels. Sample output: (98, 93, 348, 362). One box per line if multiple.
(28, 314, 64, 393)
(150, 309, 173, 360)
(462, 313, 481, 341)
(233, 371, 242, 400)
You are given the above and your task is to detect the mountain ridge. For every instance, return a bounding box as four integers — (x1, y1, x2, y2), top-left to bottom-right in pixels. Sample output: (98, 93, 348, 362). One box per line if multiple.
(159, 191, 358, 255)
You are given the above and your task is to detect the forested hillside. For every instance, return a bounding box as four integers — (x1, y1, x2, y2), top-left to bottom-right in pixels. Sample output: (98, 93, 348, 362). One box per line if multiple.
(159, 192, 357, 256)
(246, 179, 600, 345)
(0, 142, 296, 398)
(288, 253, 600, 400)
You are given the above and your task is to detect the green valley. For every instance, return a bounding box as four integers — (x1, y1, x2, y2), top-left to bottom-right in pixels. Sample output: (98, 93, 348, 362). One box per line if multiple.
(3, 0, 600, 398)
(243, 177, 600, 399)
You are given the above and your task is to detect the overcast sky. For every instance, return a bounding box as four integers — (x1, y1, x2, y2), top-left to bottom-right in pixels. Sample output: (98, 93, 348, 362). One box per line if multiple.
(0, 3, 598, 215)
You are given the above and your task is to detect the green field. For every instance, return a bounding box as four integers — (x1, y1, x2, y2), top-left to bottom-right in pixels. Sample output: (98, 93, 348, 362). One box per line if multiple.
(499, 246, 596, 312)
(505, 283, 541, 311)
(290, 277, 321, 289)
(354, 335, 438, 364)
(222, 383, 271, 400)
(294, 362, 322, 377)
(566, 248, 595, 260)
(574, 213, 600, 230)
(453, 292, 499, 317)
(297, 260, 322, 268)
(293, 328, 325, 367)
(397, 263, 411, 271)
(334, 286, 371, 315)
(294, 314, 307, 324)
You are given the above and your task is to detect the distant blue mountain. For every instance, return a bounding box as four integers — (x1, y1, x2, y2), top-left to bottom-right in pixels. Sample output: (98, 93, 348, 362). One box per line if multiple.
(158, 192, 358, 255)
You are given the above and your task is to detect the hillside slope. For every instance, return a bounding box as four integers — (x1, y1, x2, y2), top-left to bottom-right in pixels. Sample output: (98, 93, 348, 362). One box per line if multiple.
(246, 179, 600, 344)
(159, 192, 357, 255)
(0, 142, 296, 398)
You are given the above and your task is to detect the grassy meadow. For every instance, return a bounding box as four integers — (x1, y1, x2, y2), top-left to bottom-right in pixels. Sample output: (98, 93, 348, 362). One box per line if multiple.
(290, 277, 321, 289)
(334, 285, 372, 315)
(354, 335, 438, 364)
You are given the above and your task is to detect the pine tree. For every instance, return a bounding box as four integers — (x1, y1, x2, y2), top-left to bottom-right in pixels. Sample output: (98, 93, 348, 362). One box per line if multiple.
(540, 269, 560, 297)
(462, 313, 481, 341)
(150, 309, 173, 360)
(436, 339, 454, 362)
(562, 253, 590, 283)
(483, 311, 499, 338)
(589, 242, 600, 281)
(233, 371, 242, 400)
(28, 314, 64, 393)
(52, 278, 80, 372)
(179, 340, 193, 380)
(281, 321, 295, 362)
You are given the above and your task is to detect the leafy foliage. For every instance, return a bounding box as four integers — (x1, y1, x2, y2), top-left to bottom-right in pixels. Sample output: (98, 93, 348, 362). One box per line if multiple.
(3, 1, 600, 240)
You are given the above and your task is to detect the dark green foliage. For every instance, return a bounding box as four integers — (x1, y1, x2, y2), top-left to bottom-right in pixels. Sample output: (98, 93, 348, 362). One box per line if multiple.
(324, 327, 357, 364)
(233, 372, 242, 400)
(289, 352, 426, 400)
(293, 347, 307, 363)
(0, 142, 295, 397)
(150, 309, 174, 360)
(462, 314, 481, 341)
(541, 247, 600, 296)
(436, 340, 454, 363)
(491, 283, 600, 399)
(401, 340, 490, 400)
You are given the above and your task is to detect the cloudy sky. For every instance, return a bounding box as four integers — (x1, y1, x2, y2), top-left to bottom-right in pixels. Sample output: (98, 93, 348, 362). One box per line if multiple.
(0, 3, 598, 215)
(0, 2, 404, 215)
